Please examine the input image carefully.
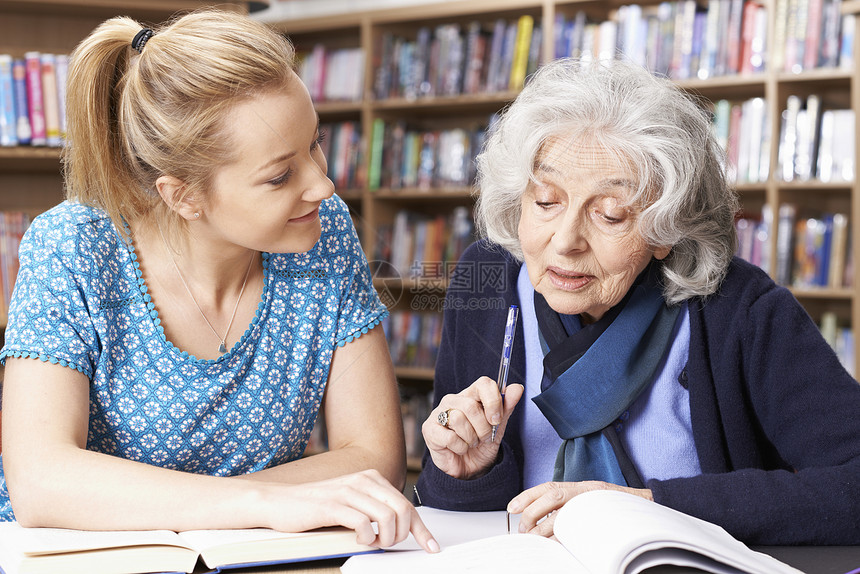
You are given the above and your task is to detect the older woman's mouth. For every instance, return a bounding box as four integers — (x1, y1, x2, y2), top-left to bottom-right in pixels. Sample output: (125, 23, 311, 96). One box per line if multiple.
(547, 267, 591, 290)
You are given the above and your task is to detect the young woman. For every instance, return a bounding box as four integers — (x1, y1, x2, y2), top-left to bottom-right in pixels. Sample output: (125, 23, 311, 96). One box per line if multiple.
(0, 9, 437, 553)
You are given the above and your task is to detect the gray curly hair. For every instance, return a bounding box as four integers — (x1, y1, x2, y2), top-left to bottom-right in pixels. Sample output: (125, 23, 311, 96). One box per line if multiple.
(474, 58, 739, 304)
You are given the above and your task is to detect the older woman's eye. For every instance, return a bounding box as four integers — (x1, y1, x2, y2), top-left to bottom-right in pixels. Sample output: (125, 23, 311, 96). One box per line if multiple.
(535, 201, 556, 209)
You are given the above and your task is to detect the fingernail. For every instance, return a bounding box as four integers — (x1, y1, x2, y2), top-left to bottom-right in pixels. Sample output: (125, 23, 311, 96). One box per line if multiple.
(518, 523, 526, 533)
(428, 538, 440, 553)
(492, 415, 501, 425)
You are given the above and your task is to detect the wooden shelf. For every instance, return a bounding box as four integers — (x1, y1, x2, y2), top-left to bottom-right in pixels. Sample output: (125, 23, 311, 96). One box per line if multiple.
(0, 147, 62, 172)
(394, 366, 435, 381)
(0, 0, 255, 17)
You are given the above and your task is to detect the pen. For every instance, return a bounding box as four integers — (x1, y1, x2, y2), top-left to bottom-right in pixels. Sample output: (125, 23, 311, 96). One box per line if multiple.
(491, 305, 519, 443)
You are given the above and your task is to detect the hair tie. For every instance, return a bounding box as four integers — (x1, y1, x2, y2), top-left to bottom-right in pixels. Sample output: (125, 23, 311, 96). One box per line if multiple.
(131, 28, 154, 53)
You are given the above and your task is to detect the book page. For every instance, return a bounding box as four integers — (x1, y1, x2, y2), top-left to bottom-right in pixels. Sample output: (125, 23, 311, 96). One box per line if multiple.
(0, 522, 186, 555)
(177, 527, 377, 568)
(553, 490, 803, 574)
(342, 533, 589, 574)
(384, 507, 515, 551)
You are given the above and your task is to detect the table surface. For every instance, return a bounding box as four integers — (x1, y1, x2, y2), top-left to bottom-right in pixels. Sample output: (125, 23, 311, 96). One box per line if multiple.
(209, 546, 860, 574)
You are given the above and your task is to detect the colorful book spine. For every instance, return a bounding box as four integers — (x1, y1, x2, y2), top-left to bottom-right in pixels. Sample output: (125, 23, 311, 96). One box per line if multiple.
(55, 54, 69, 140)
(12, 59, 31, 145)
(509, 15, 534, 92)
(24, 52, 46, 146)
(40, 53, 62, 147)
(0, 55, 16, 146)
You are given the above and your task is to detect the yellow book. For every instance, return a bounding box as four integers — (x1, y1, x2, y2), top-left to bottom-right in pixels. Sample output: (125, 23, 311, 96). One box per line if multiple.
(508, 15, 534, 92)
(0, 523, 378, 574)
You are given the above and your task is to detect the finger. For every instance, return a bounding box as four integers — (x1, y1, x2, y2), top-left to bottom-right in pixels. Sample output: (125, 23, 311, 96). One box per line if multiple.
(490, 383, 525, 442)
(422, 415, 472, 456)
(333, 486, 399, 548)
(518, 487, 571, 533)
(507, 481, 551, 514)
(528, 510, 557, 538)
(349, 471, 417, 549)
(334, 507, 377, 546)
(443, 394, 493, 442)
(474, 376, 505, 427)
(407, 507, 441, 553)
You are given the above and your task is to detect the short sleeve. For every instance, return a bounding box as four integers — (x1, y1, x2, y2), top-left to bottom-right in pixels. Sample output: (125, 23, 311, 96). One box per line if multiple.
(328, 200, 388, 347)
(0, 217, 98, 378)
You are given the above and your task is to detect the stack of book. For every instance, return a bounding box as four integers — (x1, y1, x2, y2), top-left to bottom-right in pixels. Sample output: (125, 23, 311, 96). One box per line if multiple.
(772, 0, 854, 73)
(318, 121, 363, 191)
(819, 310, 855, 376)
(0, 211, 31, 319)
(373, 207, 475, 281)
(777, 95, 855, 183)
(712, 97, 770, 184)
(366, 118, 493, 191)
(373, 15, 541, 100)
(735, 206, 771, 273)
(297, 45, 365, 102)
(772, 204, 853, 290)
(0, 52, 67, 147)
(554, 0, 768, 80)
(383, 311, 443, 370)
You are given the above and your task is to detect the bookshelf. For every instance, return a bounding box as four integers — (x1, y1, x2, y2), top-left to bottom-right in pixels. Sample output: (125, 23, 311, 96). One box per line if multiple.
(266, 0, 860, 475)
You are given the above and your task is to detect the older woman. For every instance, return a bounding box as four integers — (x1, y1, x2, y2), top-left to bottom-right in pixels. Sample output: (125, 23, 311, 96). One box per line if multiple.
(416, 58, 860, 545)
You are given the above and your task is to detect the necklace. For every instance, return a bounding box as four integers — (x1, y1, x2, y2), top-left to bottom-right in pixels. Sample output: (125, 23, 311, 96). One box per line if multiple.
(158, 226, 254, 354)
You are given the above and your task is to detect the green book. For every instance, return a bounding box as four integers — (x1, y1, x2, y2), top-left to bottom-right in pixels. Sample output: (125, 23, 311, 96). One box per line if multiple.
(367, 118, 386, 191)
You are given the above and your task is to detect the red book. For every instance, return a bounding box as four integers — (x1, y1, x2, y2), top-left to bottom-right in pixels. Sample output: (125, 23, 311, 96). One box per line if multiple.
(24, 52, 46, 146)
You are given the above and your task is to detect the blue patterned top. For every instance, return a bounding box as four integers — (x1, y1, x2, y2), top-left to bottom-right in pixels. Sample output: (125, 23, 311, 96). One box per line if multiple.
(0, 196, 387, 521)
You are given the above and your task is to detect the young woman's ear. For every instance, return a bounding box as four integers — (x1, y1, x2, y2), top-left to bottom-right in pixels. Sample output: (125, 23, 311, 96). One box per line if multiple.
(155, 175, 203, 221)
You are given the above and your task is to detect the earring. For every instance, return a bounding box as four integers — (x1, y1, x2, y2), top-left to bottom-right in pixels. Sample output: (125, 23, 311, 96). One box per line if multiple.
(193, 212, 200, 219)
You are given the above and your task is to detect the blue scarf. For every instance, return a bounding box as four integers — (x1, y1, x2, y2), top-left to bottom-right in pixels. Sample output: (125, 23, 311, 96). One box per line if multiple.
(531, 265, 680, 486)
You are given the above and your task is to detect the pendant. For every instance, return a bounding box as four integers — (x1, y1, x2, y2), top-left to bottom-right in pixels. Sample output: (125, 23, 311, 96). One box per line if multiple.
(219, 342, 227, 353)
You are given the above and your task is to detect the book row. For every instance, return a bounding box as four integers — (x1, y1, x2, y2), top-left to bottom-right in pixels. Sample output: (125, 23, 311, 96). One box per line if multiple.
(297, 45, 365, 103)
(712, 97, 770, 184)
(317, 121, 363, 191)
(736, 204, 854, 290)
(819, 311, 855, 376)
(556, 0, 766, 79)
(384, 311, 443, 371)
(0, 53, 67, 147)
(367, 118, 493, 191)
(0, 211, 30, 318)
(373, 15, 541, 100)
(372, 207, 476, 281)
(777, 96, 855, 183)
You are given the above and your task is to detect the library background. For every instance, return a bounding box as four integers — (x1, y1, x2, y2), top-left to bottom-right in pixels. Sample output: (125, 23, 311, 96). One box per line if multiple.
(1, 0, 859, 491)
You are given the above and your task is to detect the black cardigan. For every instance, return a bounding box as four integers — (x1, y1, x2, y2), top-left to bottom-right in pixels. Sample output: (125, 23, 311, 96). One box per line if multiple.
(415, 240, 860, 545)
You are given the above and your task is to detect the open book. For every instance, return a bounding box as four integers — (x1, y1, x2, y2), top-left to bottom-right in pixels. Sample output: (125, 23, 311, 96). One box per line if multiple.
(0, 522, 380, 574)
(343, 490, 802, 574)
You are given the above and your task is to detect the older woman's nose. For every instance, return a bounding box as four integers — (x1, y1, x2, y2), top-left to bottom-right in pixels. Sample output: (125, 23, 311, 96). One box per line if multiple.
(551, 213, 588, 254)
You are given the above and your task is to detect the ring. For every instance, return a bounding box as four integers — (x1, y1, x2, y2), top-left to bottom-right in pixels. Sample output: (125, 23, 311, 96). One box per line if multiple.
(437, 409, 453, 428)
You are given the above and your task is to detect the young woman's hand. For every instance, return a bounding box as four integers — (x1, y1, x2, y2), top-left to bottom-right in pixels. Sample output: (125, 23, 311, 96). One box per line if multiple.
(261, 469, 439, 552)
(422, 376, 524, 480)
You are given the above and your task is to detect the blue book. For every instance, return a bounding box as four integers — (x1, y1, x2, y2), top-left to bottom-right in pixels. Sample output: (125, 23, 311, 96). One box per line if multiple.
(0, 55, 16, 146)
(11, 59, 30, 145)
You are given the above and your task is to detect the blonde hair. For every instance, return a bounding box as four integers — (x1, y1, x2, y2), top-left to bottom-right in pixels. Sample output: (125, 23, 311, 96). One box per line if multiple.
(63, 9, 297, 237)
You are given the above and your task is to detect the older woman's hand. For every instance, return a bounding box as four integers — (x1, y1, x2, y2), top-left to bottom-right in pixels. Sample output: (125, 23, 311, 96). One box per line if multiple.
(422, 376, 524, 480)
(507, 481, 653, 537)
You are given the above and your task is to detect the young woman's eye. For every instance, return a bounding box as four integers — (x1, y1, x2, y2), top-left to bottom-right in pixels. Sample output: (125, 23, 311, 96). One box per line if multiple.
(312, 129, 327, 151)
(267, 168, 294, 186)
